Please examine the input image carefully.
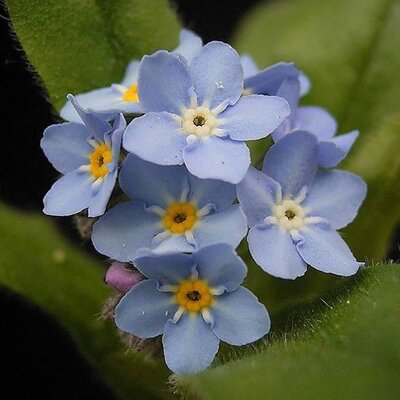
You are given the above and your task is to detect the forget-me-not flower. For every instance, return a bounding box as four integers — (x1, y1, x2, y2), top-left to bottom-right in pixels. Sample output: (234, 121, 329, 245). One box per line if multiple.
(115, 244, 270, 374)
(41, 95, 125, 217)
(241, 54, 310, 97)
(123, 41, 290, 184)
(237, 131, 366, 280)
(60, 29, 203, 122)
(92, 154, 247, 260)
(241, 54, 357, 167)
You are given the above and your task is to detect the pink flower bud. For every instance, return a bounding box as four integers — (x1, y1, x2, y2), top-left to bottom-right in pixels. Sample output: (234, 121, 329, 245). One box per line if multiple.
(105, 262, 143, 293)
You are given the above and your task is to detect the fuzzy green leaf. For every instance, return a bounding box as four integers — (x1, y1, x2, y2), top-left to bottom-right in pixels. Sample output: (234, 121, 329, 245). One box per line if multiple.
(5, 0, 181, 110)
(234, 0, 400, 261)
(0, 202, 172, 400)
(177, 264, 400, 399)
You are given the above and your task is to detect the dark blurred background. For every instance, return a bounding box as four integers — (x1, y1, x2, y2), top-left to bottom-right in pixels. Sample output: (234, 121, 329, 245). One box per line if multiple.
(0, 0, 261, 397)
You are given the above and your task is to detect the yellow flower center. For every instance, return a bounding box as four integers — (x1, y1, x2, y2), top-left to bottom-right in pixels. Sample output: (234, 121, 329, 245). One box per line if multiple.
(175, 279, 213, 312)
(89, 143, 112, 178)
(123, 83, 139, 102)
(163, 202, 198, 234)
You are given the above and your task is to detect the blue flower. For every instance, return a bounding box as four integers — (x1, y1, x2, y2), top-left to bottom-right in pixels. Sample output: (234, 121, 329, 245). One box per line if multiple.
(115, 244, 270, 374)
(123, 42, 290, 184)
(41, 95, 125, 217)
(241, 55, 358, 168)
(237, 131, 366, 279)
(241, 55, 310, 97)
(92, 154, 247, 261)
(60, 29, 203, 122)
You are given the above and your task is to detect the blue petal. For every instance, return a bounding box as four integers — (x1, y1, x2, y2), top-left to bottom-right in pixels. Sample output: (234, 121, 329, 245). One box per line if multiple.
(240, 54, 259, 79)
(318, 130, 359, 167)
(271, 76, 300, 142)
(89, 116, 125, 216)
(189, 41, 243, 110)
(302, 170, 367, 229)
(262, 131, 319, 197)
(194, 243, 247, 292)
(276, 78, 300, 124)
(119, 154, 186, 207)
(294, 106, 337, 140)
(248, 224, 307, 279)
(192, 205, 247, 250)
(319, 130, 359, 167)
(115, 280, 177, 338)
(92, 201, 161, 262)
(66, 95, 112, 140)
(60, 88, 121, 122)
(183, 136, 250, 184)
(244, 62, 300, 95)
(87, 170, 117, 217)
(236, 166, 280, 227)
(299, 71, 311, 96)
(220, 95, 290, 141)
(173, 29, 203, 64)
(296, 224, 362, 276)
(123, 112, 186, 166)
(211, 287, 270, 345)
(41, 122, 91, 174)
(110, 113, 125, 166)
(318, 141, 346, 168)
(330, 129, 359, 155)
(138, 51, 192, 114)
(43, 170, 93, 216)
(121, 60, 140, 87)
(163, 313, 219, 374)
(133, 251, 194, 284)
(188, 175, 236, 212)
(152, 234, 196, 254)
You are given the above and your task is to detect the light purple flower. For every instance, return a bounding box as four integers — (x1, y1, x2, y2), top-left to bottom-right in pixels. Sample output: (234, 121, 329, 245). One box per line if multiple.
(41, 95, 125, 217)
(115, 244, 270, 374)
(237, 131, 367, 279)
(123, 41, 290, 184)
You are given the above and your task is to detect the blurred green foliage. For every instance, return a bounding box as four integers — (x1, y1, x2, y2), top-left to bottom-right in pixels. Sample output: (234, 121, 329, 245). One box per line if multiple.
(6, 0, 180, 110)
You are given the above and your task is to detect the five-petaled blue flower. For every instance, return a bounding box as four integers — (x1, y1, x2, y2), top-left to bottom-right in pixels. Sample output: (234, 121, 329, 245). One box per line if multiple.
(41, 95, 125, 217)
(60, 29, 203, 122)
(122, 41, 290, 184)
(241, 55, 358, 168)
(92, 154, 248, 260)
(115, 243, 270, 374)
(237, 131, 367, 279)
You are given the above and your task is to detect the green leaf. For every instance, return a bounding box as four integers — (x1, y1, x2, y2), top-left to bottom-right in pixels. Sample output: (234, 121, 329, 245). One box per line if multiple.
(176, 264, 400, 399)
(5, 0, 181, 110)
(234, 0, 400, 261)
(0, 202, 173, 400)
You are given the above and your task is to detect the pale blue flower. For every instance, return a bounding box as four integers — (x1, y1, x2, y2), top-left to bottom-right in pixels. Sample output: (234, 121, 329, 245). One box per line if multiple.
(41, 95, 125, 217)
(123, 42, 290, 184)
(115, 244, 270, 374)
(241, 54, 357, 167)
(237, 131, 366, 279)
(60, 29, 203, 122)
(92, 155, 247, 260)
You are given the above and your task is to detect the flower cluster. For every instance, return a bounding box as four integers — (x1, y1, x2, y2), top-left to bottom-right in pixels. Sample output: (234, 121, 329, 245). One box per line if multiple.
(41, 29, 366, 374)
